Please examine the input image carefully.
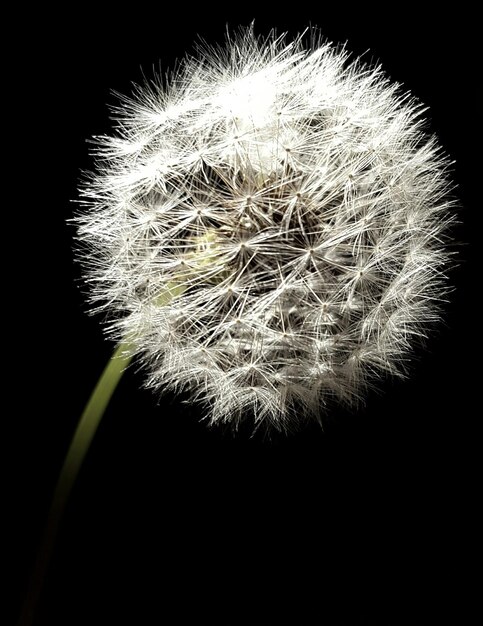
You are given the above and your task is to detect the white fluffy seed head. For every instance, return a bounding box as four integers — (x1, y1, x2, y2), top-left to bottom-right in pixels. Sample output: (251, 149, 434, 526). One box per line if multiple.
(76, 28, 455, 431)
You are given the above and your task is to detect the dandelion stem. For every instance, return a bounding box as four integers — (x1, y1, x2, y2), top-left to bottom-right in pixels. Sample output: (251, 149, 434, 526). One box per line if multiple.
(18, 342, 133, 626)
(19, 250, 212, 625)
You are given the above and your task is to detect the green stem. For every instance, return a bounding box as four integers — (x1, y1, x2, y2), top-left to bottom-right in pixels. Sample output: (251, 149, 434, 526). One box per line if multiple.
(19, 257, 211, 625)
(18, 342, 133, 626)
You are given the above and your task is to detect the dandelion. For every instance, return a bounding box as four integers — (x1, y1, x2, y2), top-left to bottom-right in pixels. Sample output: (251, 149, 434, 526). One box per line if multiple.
(76, 27, 454, 431)
(20, 28, 456, 625)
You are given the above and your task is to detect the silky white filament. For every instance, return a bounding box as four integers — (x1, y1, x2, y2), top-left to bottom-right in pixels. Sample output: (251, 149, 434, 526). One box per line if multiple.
(76, 28, 455, 430)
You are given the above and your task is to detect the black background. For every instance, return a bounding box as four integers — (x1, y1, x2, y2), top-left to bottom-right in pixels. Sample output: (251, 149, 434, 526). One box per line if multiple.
(11, 4, 478, 625)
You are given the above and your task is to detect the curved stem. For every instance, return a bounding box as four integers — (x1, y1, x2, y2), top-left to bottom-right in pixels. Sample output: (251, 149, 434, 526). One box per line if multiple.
(19, 262, 209, 625)
(18, 342, 133, 626)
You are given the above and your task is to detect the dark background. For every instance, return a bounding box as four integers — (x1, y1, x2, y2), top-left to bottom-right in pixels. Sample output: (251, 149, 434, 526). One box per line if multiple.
(11, 4, 478, 625)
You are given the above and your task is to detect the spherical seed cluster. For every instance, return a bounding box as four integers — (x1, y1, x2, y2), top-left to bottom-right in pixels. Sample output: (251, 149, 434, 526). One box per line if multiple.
(77, 29, 454, 430)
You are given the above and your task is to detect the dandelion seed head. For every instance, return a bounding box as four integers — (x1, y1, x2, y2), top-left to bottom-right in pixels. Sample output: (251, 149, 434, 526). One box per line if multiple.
(76, 27, 455, 431)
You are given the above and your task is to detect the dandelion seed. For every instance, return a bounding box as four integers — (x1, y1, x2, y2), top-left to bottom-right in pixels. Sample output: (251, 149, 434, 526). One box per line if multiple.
(76, 27, 455, 430)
